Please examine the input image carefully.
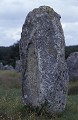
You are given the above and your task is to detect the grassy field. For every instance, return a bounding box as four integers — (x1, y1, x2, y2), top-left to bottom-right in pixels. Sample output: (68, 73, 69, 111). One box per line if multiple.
(0, 70, 78, 120)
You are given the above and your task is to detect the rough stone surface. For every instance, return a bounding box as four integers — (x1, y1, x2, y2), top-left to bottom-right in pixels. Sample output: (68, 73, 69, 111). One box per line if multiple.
(0, 62, 4, 70)
(15, 60, 22, 72)
(20, 6, 69, 113)
(66, 52, 78, 80)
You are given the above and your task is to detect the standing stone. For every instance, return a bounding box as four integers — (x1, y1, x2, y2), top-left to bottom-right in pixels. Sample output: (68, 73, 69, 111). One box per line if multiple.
(66, 52, 78, 80)
(20, 6, 69, 113)
(0, 62, 4, 70)
(15, 60, 22, 72)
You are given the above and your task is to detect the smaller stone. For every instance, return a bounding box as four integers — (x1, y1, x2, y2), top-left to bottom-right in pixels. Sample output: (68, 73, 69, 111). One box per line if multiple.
(0, 62, 4, 70)
(4, 65, 14, 71)
(66, 52, 78, 80)
(15, 60, 22, 72)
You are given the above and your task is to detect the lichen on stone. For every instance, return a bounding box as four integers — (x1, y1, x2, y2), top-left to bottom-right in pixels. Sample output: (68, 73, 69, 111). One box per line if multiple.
(20, 6, 69, 114)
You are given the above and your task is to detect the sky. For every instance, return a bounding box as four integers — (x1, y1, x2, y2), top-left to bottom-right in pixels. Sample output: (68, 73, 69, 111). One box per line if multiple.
(0, 0, 78, 46)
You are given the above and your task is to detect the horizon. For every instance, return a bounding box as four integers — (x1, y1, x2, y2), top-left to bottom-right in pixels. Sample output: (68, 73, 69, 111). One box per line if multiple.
(0, 42, 78, 47)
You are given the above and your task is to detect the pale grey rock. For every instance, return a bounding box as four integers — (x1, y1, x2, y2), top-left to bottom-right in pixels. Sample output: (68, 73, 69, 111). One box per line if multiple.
(4, 65, 14, 71)
(15, 60, 22, 72)
(0, 62, 4, 70)
(66, 52, 78, 80)
(20, 6, 69, 113)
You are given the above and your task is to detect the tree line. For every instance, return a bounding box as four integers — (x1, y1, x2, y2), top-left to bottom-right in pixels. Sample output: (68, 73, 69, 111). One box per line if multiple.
(65, 45, 78, 59)
(0, 42, 78, 67)
(0, 42, 20, 67)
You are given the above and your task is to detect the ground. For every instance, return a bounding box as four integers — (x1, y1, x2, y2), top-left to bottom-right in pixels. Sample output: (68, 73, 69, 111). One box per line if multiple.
(0, 70, 78, 120)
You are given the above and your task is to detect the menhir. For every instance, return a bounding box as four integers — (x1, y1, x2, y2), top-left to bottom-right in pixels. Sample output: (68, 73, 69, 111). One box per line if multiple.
(20, 6, 69, 114)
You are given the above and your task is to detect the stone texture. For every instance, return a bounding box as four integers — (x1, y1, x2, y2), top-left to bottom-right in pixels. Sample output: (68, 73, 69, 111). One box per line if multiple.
(20, 6, 69, 113)
(66, 52, 78, 80)
(15, 60, 22, 72)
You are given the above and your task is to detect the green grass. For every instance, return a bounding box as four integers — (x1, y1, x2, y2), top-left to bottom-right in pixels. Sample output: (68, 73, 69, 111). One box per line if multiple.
(0, 70, 78, 120)
(0, 70, 21, 89)
(0, 88, 21, 119)
(68, 80, 78, 95)
(57, 95, 78, 120)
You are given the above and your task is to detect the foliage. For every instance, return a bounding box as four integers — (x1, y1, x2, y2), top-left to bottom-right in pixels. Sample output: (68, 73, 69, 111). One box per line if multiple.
(65, 45, 78, 59)
(0, 41, 20, 67)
